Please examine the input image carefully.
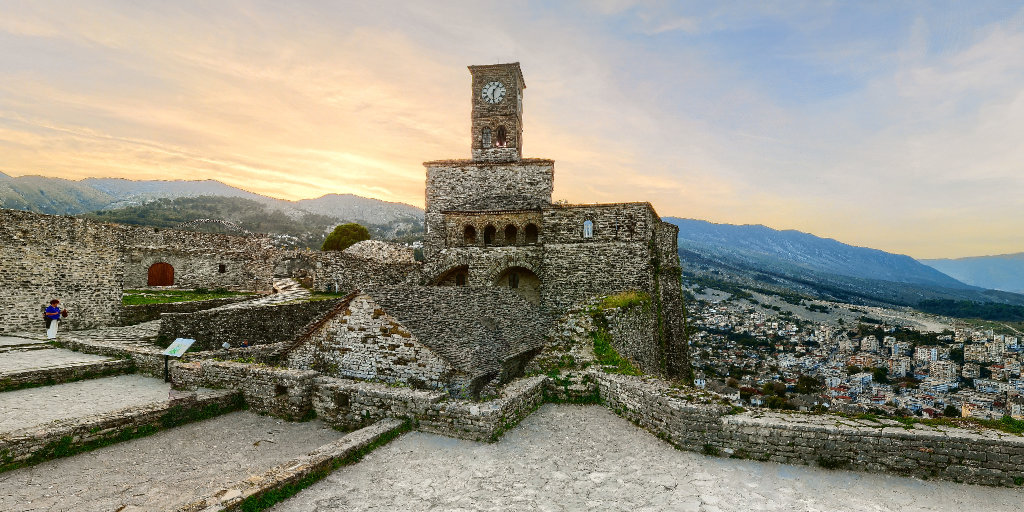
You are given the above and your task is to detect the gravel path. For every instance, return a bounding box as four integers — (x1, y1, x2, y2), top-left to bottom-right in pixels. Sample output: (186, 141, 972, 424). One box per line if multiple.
(0, 374, 208, 433)
(272, 404, 1024, 512)
(0, 412, 344, 512)
(0, 348, 112, 373)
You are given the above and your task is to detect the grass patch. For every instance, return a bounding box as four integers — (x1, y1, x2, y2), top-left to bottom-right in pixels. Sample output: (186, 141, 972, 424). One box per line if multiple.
(599, 290, 651, 311)
(237, 419, 412, 512)
(592, 330, 642, 376)
(123, 288, 252, 305)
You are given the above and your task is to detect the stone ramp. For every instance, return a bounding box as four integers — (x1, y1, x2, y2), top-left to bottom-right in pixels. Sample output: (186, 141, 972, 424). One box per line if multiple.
(0, 342, 134, 392)
(0, 374, 211, 434)
(0, 412, 345, 512)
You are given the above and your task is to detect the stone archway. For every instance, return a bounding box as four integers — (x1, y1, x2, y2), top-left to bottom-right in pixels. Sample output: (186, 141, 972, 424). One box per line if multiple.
(494, 266, 540, 304)
(148, 262, 174, 286)
(434, 265, 470, 287)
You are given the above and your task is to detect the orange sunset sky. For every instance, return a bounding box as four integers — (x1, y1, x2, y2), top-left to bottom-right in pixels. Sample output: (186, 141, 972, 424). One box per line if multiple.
(2, 2, 1024, 259)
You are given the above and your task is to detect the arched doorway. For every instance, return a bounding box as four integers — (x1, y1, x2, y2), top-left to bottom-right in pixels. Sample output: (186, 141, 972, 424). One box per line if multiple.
(435, 265, 469, 287)
(494, 266, 540, 304)
(148, 262, 174, 286)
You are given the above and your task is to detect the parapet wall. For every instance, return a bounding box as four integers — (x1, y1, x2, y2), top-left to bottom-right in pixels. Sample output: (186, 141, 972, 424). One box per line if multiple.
(275, 251, 420, 293)
(594, 372, 1024, 487)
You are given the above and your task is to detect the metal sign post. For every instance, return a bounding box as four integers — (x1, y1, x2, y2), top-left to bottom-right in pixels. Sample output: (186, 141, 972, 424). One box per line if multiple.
(162, 338, 196, 383)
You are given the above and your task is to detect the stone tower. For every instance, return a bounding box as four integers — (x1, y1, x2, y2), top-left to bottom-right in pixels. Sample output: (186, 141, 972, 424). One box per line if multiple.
(469, 63, 525, 162)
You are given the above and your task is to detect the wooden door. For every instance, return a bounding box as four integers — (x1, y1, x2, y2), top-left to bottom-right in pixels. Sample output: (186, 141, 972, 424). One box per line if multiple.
(147, 262, 174, 286)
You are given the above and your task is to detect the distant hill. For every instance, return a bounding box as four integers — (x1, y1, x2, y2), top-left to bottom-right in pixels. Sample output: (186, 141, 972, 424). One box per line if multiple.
(666, 217, 1024, 308)
(0, 173, 424, 243)
(921, 253, 1024, 294)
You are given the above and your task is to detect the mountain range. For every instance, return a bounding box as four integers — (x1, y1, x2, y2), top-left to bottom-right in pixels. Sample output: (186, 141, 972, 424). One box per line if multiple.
(921, 254, 1024, 294)
(4, 172, 1023, 312)
(665, 218, 1024, 309)
(0, 171, 423, 227)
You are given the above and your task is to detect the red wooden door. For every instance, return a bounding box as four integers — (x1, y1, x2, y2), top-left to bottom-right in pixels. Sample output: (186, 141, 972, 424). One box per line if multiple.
(147, 262, 174, 286)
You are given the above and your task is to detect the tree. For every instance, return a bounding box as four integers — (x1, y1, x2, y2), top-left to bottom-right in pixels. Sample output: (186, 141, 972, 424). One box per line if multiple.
(943, 404, 960, 418)
(846, 365, 862, 375)
(322, 223, 370, 251)
(871, 366, 889, 384)
(795, 375, 823, 394)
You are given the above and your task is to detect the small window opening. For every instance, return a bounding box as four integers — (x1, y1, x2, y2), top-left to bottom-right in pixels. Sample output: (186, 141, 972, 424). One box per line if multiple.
(218, 263, 226, 273)
(524, 223, 539, 244)
(495, 126, 507, 147)
(275, 384, 288, 397)
(464, 225, 477, 244)
(583, 220, 594, 238)
(504, 224, 518, 245)
(484, 225, 496, 245)
(481, 128, 491, 148)
(509, 272, 520, 289)
(455, 273, 467, 286)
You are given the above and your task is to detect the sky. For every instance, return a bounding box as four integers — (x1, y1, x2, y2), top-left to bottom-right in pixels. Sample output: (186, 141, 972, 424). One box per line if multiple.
(1, 1, 1023, 259)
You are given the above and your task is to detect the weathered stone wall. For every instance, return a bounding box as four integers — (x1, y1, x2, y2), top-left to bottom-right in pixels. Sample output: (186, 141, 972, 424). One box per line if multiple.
(120, 295, 255, 325)
(604, 303, 661, 375)
(442, 210, 544, 247)
(122, 227, 276, 292)
(274, 250, 420, 293)
(0, 208, 127, 332)
(173, 361, 318, 420)
(653, 220, 689, 378)
(172, 360, 546, 442)
(158, 299, 342, 351)
(286, 294, 455, 390)
(424, 160, 554, 259)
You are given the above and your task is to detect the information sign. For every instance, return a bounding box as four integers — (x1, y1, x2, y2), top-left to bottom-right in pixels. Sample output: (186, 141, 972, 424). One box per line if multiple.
(163, 338, 195, 357)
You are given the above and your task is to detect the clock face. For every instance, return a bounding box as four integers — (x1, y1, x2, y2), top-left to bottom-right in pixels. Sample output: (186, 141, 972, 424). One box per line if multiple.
(481, 81, 506, 104)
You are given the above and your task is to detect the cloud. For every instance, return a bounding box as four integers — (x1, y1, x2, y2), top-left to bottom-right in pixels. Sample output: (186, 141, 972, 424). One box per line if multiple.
(0, 2, 1023, 258)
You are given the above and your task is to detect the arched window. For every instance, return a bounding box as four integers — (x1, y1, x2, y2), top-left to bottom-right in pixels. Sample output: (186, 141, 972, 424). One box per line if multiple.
(495, 126, 507, 147)
(583, 220, 594, 238)
(504, 224, 518, 245)
(481, 127, 491, 148)
(464, 225, 477, 244)
(483, 225, 496, 245)
(524, 223, 539, 244)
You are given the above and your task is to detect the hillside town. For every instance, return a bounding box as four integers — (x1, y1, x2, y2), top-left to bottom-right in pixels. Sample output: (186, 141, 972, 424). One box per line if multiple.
(689, 290, 1024, 421)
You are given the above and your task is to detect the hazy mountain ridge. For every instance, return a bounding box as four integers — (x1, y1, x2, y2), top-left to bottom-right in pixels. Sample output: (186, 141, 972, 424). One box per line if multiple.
(921, 253, 1024, 294)
(0, 173, 424, 226)
(666, 217, 1024, 307)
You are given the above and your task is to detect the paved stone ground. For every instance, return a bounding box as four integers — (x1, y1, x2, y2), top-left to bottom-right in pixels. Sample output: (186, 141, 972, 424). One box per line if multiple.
(0, 348, 112, 374)
(0, 374, 215, 433)
(0, 336, 43, 347)
(272, 405, 1024, 512)
(0, 412, 344, 512)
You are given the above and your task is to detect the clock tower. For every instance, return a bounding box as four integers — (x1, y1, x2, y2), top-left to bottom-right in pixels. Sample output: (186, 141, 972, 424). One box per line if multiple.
(469, 63, 525, 162)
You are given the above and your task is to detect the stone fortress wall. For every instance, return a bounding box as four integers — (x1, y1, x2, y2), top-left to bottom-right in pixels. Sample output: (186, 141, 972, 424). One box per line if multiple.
(121, 225, 277, 292)
(0, 208, 127, 332)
